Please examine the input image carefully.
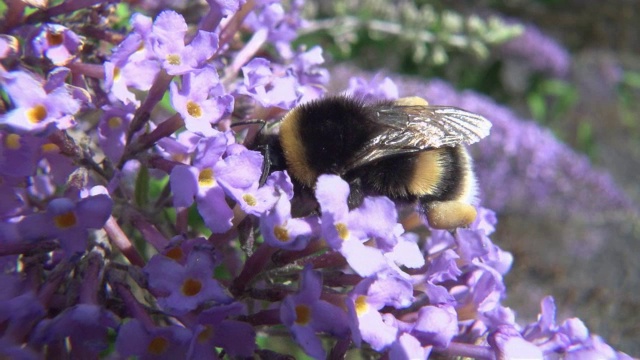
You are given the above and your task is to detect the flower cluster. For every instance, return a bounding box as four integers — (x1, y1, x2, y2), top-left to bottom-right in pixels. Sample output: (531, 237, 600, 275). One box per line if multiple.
(0, 1, 634, 359)
(498, 19, 571, 78)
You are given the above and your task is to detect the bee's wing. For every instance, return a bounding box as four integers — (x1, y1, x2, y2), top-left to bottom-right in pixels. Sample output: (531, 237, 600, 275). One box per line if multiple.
(343, 105, 492, 172)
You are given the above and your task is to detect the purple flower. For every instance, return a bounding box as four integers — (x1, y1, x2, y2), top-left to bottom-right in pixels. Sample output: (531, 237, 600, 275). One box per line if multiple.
(411, 304, 458, 348)
(499, 20, 571, 78)
(0, 132, 40, 178)
(245, 0, 306, 59)
(169, 133, 263, 233)
(170, 66, 234, 137)
(31, 24, 82, 66)
(0, 178, 27, 218)
(206, 0, 243, 18)
(385, 232, 425, 269)
(38, 140, 77, 187)
(115, 319, 192, 359)
(0, 338, 40, 360)
(97, 102, 136, 162)
(347, 295, 398, 351)
(259, 181, 319, 250)
(191, 302, 256, 358)
(315, 175, 396, 276)
(280, 266, 350, 359)
(425, 249, 462, 284)
(258, 171, 318, 249)
(389, 332, 432, 360)
(32, 304, 119, 357)
(226, 169, 281, 216)
(149, 10, 218, 75)
(1, 70, 79, 132)
(104, 14, 160, 104)
(144, 246, 232, 315)
(0, 291, 46, 340)
(344, 75, 399, 102)
(10, 193, 112, 254)
(347, 270, 414, 351)
(156, 131, 201, 163)
(237, 58, 299, 109)
(488, 325, 544, 359)
(0, 35, 19, 60)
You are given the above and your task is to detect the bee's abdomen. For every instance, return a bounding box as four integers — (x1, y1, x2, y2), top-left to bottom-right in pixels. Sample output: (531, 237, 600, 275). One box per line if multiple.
(358, 146, 476, 204)
(412, 146, 477, 204)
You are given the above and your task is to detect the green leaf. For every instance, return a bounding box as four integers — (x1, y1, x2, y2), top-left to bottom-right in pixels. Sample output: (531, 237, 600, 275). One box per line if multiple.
(527, 93, 547, 121)
(134, 165, 150, 207)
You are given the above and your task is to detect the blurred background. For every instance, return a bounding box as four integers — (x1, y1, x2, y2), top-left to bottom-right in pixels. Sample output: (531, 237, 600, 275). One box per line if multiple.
(288, 0, 640, 355)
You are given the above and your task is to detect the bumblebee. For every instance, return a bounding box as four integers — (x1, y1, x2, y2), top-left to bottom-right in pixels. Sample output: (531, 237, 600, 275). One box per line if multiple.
(254, 95, 492, 229)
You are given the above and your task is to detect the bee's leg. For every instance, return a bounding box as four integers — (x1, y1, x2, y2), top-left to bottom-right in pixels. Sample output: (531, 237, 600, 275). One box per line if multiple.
(346, 177, 365, 210)
(258, 143, 272, 186)
(421, 200, 477, 230)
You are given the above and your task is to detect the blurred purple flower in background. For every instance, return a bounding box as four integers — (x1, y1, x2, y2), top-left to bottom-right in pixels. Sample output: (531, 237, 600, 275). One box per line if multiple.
(499, 20, 571, 78)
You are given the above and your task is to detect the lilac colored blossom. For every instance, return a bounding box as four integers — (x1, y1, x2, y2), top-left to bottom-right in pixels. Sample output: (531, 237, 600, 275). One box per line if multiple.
(0, 35, 19, 60)
(38, 140, 76, 186)
(0, 291, 46, 337)
(5, 194, 112, 254)
(104, 14, 160, 105)
(386, 232, 425, 269)
(191, 302, 256, 358)
(292, 46, 330, 88)
(149, 10, 218, 75)
(259, 179, 319, 250)
(0, 178, 27, 219)
(169, 133, 263, 233)
(144, 246, 232, 315)
(227, 169, 281, 216)
(315, 174, 399, 276)
(206, 0, 243, 18)
(347, 270, 415, 351)
(344, 75, 400, 102)
(290, 46, 330, 104)
(238, 58, 299, 109)
(499, 21, 570, 78)
(0, 132, 40, 178)
(388, 333, 432, 360)
(245, 0, 306, 59)
(346, 294, 398, 351)
(32, 304, 119, 357)
(425, 249, 462, 284)
(97, 102, 136, 162)
(489, 325, 544, 359)
(156, 131, 201, 163)
(0, 338, 40, 360)
(31, 24, 82, 66)
(115, 319, 192, 359)
(169, 66, 234, 137)
(280, 266, 351, 359)
(411, 304, 458, 348)
(0, 70, 79, 132)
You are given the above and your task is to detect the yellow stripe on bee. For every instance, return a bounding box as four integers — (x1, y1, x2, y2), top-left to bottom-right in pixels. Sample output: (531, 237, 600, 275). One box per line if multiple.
(279, 108, 317, 186)
(408, 149, 444, 196)
(455, 147, 478, 204)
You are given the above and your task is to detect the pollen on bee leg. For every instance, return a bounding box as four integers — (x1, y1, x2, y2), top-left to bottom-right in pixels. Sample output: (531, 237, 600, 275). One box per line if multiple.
(426, 201, 477, 230)
(394, 96, 429, 106)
